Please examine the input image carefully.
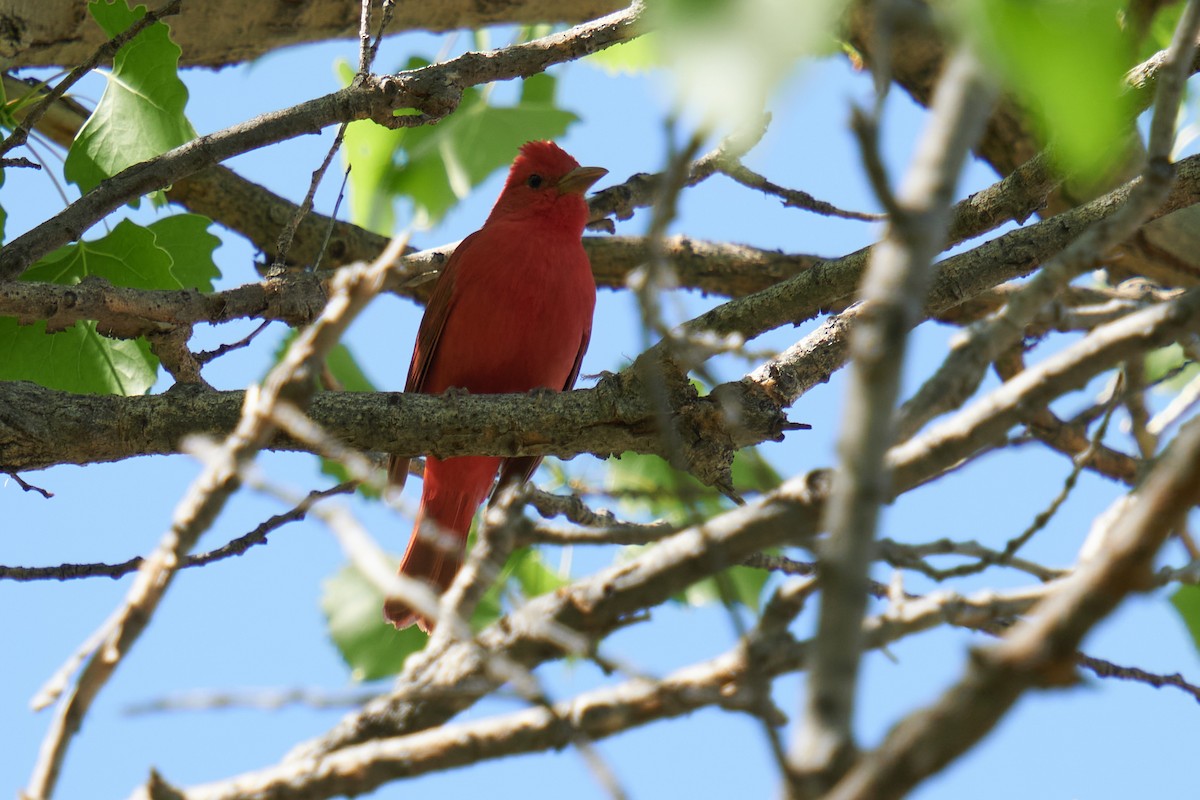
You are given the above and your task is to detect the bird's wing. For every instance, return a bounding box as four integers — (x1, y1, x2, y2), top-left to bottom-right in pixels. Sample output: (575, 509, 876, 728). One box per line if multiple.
(494, 321, 593, 495)
(406, 232, 486, 392)
(387, 232, 481, 489)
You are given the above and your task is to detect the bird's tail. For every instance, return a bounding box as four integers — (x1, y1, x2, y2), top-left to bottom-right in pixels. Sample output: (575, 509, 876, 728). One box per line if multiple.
(383, 456, 499, 633)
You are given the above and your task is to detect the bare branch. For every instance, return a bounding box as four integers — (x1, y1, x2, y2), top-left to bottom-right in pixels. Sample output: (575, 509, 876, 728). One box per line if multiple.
(23, 235, 408, 800)
(827, 413, 1200, 800)
(894, 0, 1200, 442)
(0, 482, 354, 582)
(1076, 654, 1200, 705)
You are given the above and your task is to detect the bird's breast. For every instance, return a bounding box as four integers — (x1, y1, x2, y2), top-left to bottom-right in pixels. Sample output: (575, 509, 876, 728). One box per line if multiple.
(422, 224, 596, 395)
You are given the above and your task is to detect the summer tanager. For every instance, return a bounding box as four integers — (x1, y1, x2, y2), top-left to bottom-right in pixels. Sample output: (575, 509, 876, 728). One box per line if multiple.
(384, 141, 606, 632)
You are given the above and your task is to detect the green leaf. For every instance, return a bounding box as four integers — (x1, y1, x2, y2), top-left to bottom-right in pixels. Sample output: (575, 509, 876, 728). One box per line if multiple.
(519, 71, 557, 105)
(0, 168, 6, 245)
(0, 318, 156, 395)
(509, 547, 569, 599)
(607, 448, 780, 526)
(321, 562, 426, 681)
(320, 542, 563, 678)
(23, 215, 219, 290)
(1144, 343, 1199, 393)
(64, 0, 195, 201)
(965, 0, 1133, 180)
(391, 94, 578, 226)
(607, 447, 779, 611)
(731, 446, 783, 493)
(467, 549, 564, 632)
(1139, 2, 1187, 63)
(0, 76, 14, 139)
(585, 34, 661, 75)
(0, 215, 219, 394)
(139, 214, 221, 289)
(654, 0, 845, 130)
(338, 60, 408, 235)
(462, 527, 565, 626)
(1170, 584, 1200, 657)
(516, 24, 556, 46)
(473, 580, 506, 632)
(340, 58, 578, 230)
(679, 564, 769, 611)
(325, 342, 378, 393)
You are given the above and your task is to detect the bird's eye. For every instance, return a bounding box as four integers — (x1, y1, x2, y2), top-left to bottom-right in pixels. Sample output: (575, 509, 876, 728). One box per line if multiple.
(526, 173, 544, 189)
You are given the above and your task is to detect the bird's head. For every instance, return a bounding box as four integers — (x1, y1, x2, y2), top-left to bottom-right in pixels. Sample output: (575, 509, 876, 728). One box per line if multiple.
(486, 141, 607, 233)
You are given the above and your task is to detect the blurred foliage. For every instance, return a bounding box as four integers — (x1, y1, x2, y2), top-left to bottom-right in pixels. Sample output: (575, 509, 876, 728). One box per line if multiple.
(1170, 584, 1200, 657)
(1137, 1, 1187, 62)
(339, 60, 577, 233)
(586, 34, 661, 74)
(322, 560, 423, 682)
(607, 447, 782, 611)
(653, 0, 845, 130)
(1144, 343, 1199, 392)
(961, 0, 1134, 181)
(321, 535, 568, 679)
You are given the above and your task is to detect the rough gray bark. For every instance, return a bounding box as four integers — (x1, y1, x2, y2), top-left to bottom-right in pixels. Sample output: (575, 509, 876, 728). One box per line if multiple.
(0, 0, 625, 69)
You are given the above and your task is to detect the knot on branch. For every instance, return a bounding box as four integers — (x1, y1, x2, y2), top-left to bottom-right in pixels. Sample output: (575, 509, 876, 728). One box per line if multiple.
(625, 354, 740, 495)
(709, 378, 806, 449)
(266, 271, 326, 326)
(146, 325, 207, 387)
(587, 172, 661, 226)
(372, 68, 463, 128)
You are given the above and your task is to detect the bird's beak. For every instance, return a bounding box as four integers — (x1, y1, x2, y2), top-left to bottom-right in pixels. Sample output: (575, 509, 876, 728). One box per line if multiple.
(557, 166, 608, 196)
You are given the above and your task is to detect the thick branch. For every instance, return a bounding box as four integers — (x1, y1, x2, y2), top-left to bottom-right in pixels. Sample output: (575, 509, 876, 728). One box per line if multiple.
(2, 0, 626, 69)
(10, 257, 1200, 479)
(0, 364, 791, 488)
(0, 237, 823, 342)
(792, 50, 993, 789)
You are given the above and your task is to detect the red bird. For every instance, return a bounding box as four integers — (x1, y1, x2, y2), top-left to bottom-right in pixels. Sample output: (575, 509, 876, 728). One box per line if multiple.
(384, 141, 606, 632)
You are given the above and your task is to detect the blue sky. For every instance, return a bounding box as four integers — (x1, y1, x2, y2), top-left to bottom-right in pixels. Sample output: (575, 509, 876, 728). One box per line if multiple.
(3, 21, 1199, 800)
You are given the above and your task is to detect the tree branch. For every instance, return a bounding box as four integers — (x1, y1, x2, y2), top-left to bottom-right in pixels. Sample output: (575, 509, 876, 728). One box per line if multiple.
(23, 236, 408, 800)
(791, 49, 994, 792)
(4, 0, 627, 70)
(0, 3, 646, 280)
(825, 413, 1200, 800)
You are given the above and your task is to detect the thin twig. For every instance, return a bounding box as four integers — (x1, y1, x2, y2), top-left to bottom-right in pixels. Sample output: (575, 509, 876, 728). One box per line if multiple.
(827, 415, 1200, 800)
(716, 160, 884, 222)
(124, 686, 382, 716)
(4, 471, 54, 498)
(1076, 654, 1200, 704)
(195, 320, 275, 366)
(272, 124, 349, 269)
(0, 482, 353, 582)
